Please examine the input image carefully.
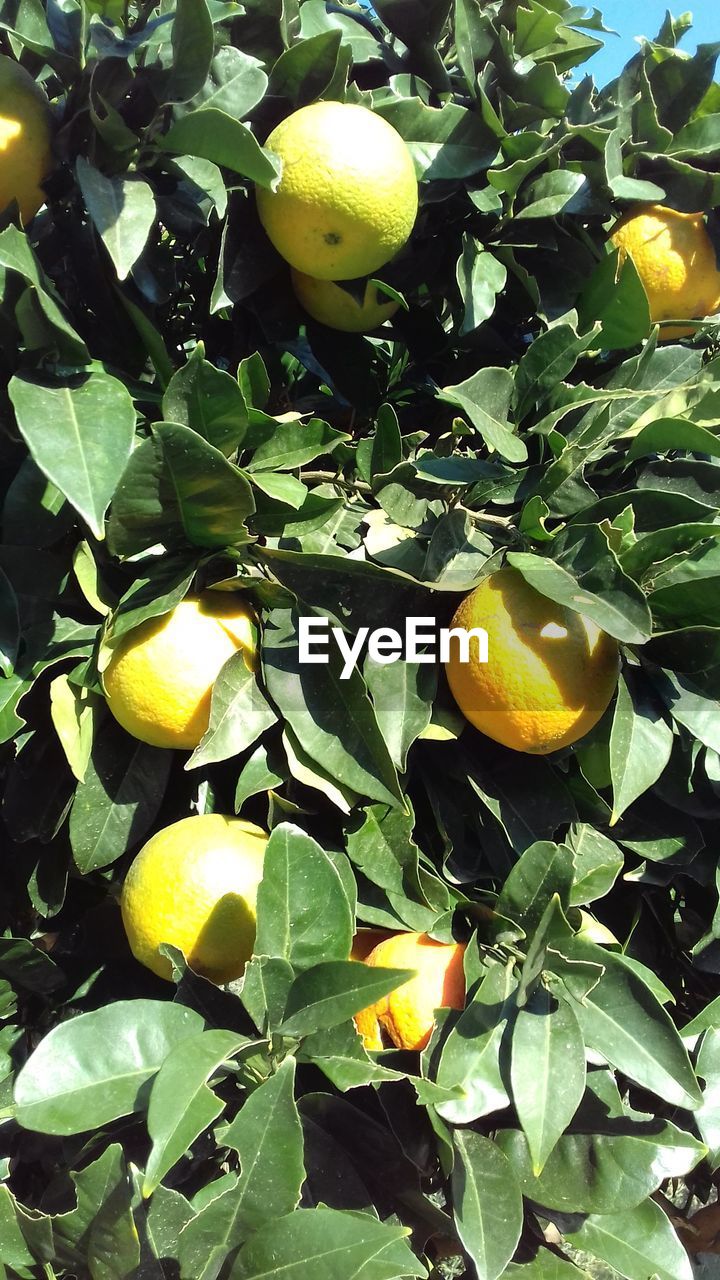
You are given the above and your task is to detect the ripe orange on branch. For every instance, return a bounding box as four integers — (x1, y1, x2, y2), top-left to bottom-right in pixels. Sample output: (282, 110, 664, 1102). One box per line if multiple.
(291, 270, 401, 332)
(0, 56, 53, 224)
(445, 568, 619, 754)
(610, 203, 720, 340)
(354, 931, 466, 1052)
(103, 594, 256, 750)
(256, 102, 418, 280)
(121, 814, 267, 983)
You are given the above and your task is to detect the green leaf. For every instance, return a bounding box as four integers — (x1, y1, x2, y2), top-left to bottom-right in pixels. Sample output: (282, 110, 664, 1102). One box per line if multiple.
(510, 989, 586, 1175)
(76, 159, 156, 281)
(9, 372, 135, 540)
(229, 1206, 425, 1279)
(268, 29, 342, 106)
(235, 742, 288, 811)
(565, 824, 623, 906)
(187, 651, 276, 770)
(609, 668, 673, 824)
(452, 1132, 523, 1280)
(507, 548, 652, 644)
(553, 938, 702, 1109)
(0, 225, 88, 362)
(167, 0, 214, 102)
(163, 346, 249, 455)
(627, 416, 720, 463)
(108, 424, 255, 557)
(516, 170, 590, 219)
(578, 249, 652, 350)
(300, 1020, 400, 1090)
(14, 1000, 202, 1135)
(141, 1184, 195, 1270)
(515, 324, 598, 418)
(603, 128, 666, 202)
(178, 1058, 305, 1275)
(466, 753, 576, 855)
(194, 47, 268, 117)
(0, 938, 62, 994)
(144, 1029, 248, 1196)
(497, 841, 573, 935)
(241, 955, 295, 1034)
(69, 718, 171, 873)
(363, 655, 436, 773)
(566, 1198, 691, 1280)
(278, 960, 412, 1037)
(456, 238, 507, 335)
(253, 822, 354, 969)
(247, 418, 349, 471)
(373, 95, 497, 179)
(650, 668, 720, 754)
(254, 549, 428, 635)
(693, 1028, 720, 1169)
(346, 804, 449, 933)
(51, 1144, 140, 1279)
(222, 1058, 304, 1225)
(497, 1119, 704, 1214)
(370, 403, 402, 481)
(160, 109, 281, 188)
(434, 959, 515, 1123)
(439, 368, 527, 463)
(566, 1199, 693, 1280)
(262, 610, 404, 809)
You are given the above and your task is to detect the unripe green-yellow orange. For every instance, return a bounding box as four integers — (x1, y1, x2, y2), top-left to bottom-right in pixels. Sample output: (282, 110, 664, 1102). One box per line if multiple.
(0, 56, 52, 224)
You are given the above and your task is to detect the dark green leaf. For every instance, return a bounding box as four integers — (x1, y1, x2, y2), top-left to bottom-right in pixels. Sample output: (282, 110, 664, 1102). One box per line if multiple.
(279, 961, 412, 1037)
(228, 1206, 425, 1279)
(163, 346, 249, 454)
(187, 651, 276, 770)
(77, 159, 156, 281)
(609, 668, 673, 824)
(144, 1029, 248, 1195)
(566, 1199, 693, 1280)
(253, 822, 354, 969)
(9, 372, 135, 540)
(14, 1001, 202, 1134)
(510, 990, 586, 1175)
(553, 939, 702, 1109)
(452, 1132, 523, 1280)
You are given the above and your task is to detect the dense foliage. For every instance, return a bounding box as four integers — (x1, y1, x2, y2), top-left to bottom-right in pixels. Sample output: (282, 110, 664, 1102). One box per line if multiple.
(2, 0, 720, 1276)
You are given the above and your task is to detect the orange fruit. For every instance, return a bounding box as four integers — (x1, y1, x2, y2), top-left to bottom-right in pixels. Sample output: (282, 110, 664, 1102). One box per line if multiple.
(354, 932, 466, 1052)
(103, 594, 256, 750)
(256, 102, 417, 280)
(445, 568, 619, 754)
(121, 814, 267, 983)
(610, 204, 720, 340)
(0, 56, 53, 224)
(291, 270, 400, 332)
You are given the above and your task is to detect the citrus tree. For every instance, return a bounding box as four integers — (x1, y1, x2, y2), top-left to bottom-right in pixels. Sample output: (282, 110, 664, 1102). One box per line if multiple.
(2, 1, 720, 1277)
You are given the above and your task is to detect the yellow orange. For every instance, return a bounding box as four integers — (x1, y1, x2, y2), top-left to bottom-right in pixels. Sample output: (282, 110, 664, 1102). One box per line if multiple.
(292, 270, 400, 331)
(0, 57, 52, 223)
(121, 814, 267, 983)
(355, 932, 466, 1052)
(104, 595, 256, 751)
(610, 204, 720, 340)
(445, 568, 619, 754)
(257, 102, 417, 280)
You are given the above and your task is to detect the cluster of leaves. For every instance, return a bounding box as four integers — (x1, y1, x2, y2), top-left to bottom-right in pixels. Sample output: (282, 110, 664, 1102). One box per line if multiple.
(1, 0, 720, 1276)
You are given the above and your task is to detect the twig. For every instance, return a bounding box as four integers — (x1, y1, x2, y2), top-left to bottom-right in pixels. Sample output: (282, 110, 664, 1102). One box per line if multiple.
(301, 471, 373, 495)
